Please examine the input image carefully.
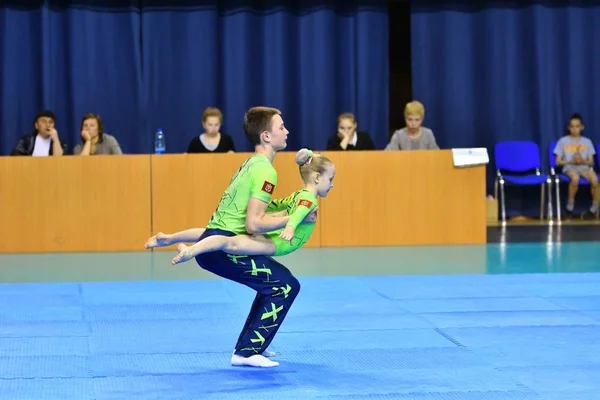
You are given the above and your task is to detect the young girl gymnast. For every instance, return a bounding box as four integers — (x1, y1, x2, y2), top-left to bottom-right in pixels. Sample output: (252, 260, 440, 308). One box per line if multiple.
(145, 148, 335, 264)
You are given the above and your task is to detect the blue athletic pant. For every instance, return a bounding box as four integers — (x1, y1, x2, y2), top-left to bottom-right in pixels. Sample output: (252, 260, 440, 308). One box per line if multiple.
(194, 228, 301, 357)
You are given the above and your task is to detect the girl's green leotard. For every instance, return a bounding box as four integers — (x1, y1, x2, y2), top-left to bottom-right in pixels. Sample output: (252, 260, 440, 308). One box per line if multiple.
(266, 189, 318, 256)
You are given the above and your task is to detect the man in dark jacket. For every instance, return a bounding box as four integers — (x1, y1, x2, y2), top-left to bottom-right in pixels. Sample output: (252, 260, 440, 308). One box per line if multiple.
(11, 110, 66, 156)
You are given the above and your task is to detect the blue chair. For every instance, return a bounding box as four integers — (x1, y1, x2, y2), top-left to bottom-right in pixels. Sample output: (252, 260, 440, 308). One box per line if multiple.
(548, 140, 590, 221)
(494, 141, 552, 222)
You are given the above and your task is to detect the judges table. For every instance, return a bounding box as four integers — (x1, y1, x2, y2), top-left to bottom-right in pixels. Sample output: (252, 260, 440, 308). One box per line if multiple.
(0, 151, 486, 253)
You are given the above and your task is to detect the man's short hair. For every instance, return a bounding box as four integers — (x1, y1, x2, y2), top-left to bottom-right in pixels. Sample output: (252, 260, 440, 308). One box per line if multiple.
(243, 107, 281, 145)
(34, 110, 56, 123)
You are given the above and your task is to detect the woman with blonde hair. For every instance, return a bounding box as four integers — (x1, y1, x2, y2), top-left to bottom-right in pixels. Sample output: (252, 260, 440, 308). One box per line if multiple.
(386, 101, 439, 150)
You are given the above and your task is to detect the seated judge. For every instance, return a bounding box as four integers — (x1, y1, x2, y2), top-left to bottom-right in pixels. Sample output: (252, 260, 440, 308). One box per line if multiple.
(326, 112, 376, 151)
(186, 107, 235, 153)
(386, 101, 439, 150)
(73, 113, 122, 155)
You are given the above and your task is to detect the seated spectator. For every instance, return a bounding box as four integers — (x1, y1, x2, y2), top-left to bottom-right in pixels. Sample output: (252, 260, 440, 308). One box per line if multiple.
(187, 107, 235, 153)
(553, 113, 598, 219)
(11, 110, 66, 156)
(386, 101, 439, 150)
(326, 112, 375, 151)
(73, 113, 122, 155)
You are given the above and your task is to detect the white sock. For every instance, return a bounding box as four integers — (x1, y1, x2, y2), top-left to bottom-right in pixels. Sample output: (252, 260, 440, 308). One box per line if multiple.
(232, 349, 276, 358)
(231, 354, 279, 368)
(262, 349, 276, 358)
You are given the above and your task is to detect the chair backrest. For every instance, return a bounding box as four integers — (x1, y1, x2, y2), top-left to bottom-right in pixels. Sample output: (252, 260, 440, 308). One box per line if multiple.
(494, 141, 541, 173)
(548, 141, 558, 168)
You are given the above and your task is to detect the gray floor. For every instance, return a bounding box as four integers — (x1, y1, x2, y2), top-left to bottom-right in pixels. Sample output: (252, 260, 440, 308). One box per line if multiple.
(0, 245, 489, 283)
(1, 240, 599, 283)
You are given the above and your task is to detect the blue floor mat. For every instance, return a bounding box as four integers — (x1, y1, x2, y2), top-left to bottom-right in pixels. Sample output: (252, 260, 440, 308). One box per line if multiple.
(1, 271, 600, 399)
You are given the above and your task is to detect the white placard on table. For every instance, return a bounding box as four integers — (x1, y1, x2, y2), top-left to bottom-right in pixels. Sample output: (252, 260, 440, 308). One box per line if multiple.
(451, 148, 489, 168)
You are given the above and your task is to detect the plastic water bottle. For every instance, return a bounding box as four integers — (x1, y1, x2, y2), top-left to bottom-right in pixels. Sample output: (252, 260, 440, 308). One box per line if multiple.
(155, 129, 166, 154)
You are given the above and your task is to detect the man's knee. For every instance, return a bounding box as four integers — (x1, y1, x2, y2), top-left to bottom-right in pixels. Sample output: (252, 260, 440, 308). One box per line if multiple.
(268, 273, 301, 301)
(286, 275, 301, 302)
(287, 275, 301, 297)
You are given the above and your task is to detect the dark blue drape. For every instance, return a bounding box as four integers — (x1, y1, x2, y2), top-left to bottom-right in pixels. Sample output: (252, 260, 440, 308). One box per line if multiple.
(0, 1, 389, 155)
(0, 2, 144, 156)
(411, 0, 600, 215)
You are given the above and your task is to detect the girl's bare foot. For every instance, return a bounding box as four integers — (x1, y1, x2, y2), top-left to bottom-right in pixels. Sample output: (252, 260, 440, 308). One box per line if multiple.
(145, 232, 171, 249)
(172, 243, 194, 265)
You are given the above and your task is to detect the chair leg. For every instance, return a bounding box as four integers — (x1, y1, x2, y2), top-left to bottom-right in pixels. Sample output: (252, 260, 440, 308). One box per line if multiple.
(555, 178, 562, 223)
(494, 178, 499, 201)
(500, 180, 507, 223)
(540, 183, 545, 220)
(547, 179, 553, 222)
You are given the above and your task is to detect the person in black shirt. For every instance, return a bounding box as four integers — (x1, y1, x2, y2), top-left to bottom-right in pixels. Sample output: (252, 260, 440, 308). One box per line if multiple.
(187, 107, 236, 153)
(326, 112, 376, 151)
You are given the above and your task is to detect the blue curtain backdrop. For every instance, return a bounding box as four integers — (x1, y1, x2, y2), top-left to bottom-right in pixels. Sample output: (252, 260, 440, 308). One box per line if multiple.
(0, 0, 389, 155)
(411, 0, 600, 215)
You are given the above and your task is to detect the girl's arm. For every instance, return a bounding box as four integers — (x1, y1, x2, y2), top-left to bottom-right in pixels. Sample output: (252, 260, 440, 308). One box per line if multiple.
(279, 198, 317, 243)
